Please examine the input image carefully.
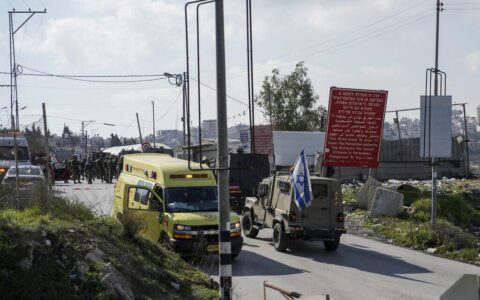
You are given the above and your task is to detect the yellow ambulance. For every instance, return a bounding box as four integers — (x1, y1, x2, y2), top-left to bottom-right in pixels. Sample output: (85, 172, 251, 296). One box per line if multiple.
(113, 153, 243, 258)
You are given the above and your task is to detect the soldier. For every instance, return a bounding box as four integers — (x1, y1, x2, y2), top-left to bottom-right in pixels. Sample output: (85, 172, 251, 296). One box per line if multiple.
(117, 153, 124, 178)
(80, 158, 86, 180)
(103, 154, 111, 183)
(61, 159, 70, 183)
(110, 155, 118, 181)
(71, 154, 82, 184)
(96, 155, 104, 183)
(85, 156, 94, 184)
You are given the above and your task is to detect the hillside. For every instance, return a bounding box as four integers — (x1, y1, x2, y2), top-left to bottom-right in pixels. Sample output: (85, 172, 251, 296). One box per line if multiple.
(0, 196, 218, 299)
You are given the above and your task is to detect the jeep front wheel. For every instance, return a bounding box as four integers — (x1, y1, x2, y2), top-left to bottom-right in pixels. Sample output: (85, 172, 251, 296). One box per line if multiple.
(272, 223, 288, 252)
(242, 211, 259, 238)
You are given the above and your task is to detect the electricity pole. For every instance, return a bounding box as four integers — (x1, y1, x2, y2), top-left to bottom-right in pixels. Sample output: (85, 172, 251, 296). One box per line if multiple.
(152, 100, 156, 148)
(431, 0, 443, 225)
(136, 113, 143, 145)
(8, 8, 47, 130)
(215, 0, 232, 299)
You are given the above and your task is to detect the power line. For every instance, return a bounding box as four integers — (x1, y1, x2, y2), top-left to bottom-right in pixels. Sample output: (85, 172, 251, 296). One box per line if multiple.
(265, 0, 431, 63)
(157, 90, 183, 122)
(225, 8, 434, 78)
(190, 76, 263, 112)
(15, 65, 169, 83)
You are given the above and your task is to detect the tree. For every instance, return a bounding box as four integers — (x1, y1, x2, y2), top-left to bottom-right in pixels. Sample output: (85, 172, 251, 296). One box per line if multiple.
(62, 124, 72, 138)
(25, 124, 47, 159)
(255, 62, 327, 131)
(109, 134, 122, 147)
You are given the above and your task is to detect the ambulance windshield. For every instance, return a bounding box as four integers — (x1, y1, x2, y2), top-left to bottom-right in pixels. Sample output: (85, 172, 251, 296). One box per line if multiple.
(165, 187, 218, 213)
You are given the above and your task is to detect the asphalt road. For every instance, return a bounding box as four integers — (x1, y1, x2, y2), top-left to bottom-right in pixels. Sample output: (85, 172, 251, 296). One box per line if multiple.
(56, 183, 480, 299)
(200, 230, 480, 300)
(54, 180, 114, 215)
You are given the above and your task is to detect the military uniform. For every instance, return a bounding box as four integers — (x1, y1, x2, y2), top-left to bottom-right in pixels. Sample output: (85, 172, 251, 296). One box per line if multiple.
(96, 156, 104, 183)
(71, 155, 82, 184)
(80, 158, 86, 180)
(85, 158, 94, 184)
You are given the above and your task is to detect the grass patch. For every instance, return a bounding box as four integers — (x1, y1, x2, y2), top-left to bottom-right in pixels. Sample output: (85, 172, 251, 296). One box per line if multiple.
(362, 212, 480, 264)
(0, 196, 218, 299)
(342, 188, 357, 204)
(412, 195, 480, 229)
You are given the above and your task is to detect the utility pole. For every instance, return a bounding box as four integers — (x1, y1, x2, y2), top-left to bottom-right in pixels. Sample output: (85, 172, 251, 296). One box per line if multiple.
(431, 0, 443, 226)
(214, 0, 232, 299)
(136, 113, 143, 145)
(152, 101, 156, 149)
(81, 121, 84, 157)
(81, 120, 94, 158)
(42, 103, 52, 188)
(8, 9, 47, 130)
(462, 103, 470, 178)
(395, 111, 402, 140)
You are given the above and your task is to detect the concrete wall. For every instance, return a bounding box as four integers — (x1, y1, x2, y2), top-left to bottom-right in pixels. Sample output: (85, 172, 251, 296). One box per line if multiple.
(332, 160, 466, 181)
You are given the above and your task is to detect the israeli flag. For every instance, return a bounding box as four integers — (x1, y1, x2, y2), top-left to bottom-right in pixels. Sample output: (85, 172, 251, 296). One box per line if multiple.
(290, 149, 313, 210)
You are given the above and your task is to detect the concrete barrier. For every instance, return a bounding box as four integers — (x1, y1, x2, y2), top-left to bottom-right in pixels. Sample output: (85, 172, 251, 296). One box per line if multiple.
(440, 274, 480, 300)
(357, 177, 381, 209)
(369, 187, 404, 217)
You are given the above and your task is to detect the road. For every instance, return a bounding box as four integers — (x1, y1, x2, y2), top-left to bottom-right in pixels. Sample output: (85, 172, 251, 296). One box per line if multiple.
(54, 180, 114, 215)
(57, 183, 480, 299)
(200, 230, 480, 300)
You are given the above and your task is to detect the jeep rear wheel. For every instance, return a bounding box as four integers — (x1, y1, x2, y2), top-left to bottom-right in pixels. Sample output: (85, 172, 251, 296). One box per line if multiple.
(272, 223, 288, 252)
(242, 211, 259, 238)
(324, 237, 340, 251)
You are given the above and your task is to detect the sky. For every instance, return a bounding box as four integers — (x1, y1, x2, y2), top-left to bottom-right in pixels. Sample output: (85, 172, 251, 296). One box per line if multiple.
(0, 0, 479, 138)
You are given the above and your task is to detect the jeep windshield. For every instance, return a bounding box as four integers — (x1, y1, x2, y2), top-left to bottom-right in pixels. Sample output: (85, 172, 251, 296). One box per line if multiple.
(165, 187, 218, 213)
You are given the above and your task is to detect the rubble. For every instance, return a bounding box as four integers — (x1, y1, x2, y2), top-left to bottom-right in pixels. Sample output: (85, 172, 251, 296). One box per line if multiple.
(356, 177, 381, 209)
(369, 187, 404, 217)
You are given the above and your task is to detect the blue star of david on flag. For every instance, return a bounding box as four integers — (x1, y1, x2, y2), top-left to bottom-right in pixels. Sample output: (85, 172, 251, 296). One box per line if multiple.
(290, 149, 313, 210)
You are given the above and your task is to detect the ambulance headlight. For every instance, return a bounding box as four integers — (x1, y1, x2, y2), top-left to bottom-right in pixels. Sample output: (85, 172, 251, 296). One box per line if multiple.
(230, 222, 241, 230)
(175, 224, 192, 231)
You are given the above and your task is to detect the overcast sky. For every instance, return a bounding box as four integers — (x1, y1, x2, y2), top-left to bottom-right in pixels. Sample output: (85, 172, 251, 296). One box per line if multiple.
(0, 0, 479, 138)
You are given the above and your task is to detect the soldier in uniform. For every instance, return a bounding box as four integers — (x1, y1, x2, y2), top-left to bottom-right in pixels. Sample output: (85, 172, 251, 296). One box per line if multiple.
(62, 159, 70, 183)
(110, 155, 118, 181)
(71, 155, 82, 184)
(80, 158, 86, 180)
(85, 156, 94, 184)
(96, 154, 104, 183)
(117, 153, 124, 178)
(103, 154, 111, 183)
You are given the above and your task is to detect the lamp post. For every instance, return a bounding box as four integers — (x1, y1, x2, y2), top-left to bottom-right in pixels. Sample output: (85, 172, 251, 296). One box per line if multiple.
(81, 121, 116, 157)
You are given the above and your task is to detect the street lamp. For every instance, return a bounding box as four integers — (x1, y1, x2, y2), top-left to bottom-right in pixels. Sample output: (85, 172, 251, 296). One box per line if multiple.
(81, 120, 95, 158)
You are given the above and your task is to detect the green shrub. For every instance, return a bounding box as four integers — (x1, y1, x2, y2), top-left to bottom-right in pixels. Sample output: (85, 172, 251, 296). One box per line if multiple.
(399, 190, 421, 206)
(407, 224, 438, 249)
(119, 213, 143, 239)
(437, 193, 475, 228)
(47, 197, 95, 222)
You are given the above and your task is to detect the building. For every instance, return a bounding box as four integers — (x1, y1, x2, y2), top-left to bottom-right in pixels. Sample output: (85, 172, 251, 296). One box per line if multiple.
(201, 119, 217, 139)
(477, 105, 480, 124)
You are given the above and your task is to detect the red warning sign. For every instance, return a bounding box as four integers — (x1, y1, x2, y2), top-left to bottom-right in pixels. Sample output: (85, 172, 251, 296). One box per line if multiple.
(323, 87, 388, 168)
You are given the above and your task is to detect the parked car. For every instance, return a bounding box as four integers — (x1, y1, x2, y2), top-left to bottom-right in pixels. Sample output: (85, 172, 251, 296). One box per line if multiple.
(2, 165, 46, 188)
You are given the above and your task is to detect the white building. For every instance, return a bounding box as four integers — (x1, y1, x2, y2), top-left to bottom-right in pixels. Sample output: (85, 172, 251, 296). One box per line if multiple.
(201, 119, 217, 139)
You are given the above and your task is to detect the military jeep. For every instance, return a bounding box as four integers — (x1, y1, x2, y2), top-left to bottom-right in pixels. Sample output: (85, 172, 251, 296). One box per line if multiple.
(242, 173, 346, 252)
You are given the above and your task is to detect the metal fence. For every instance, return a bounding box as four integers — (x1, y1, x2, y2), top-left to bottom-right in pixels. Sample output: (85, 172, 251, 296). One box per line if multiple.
(381, 105, 469, 165)
(469, 140, 480, 177)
